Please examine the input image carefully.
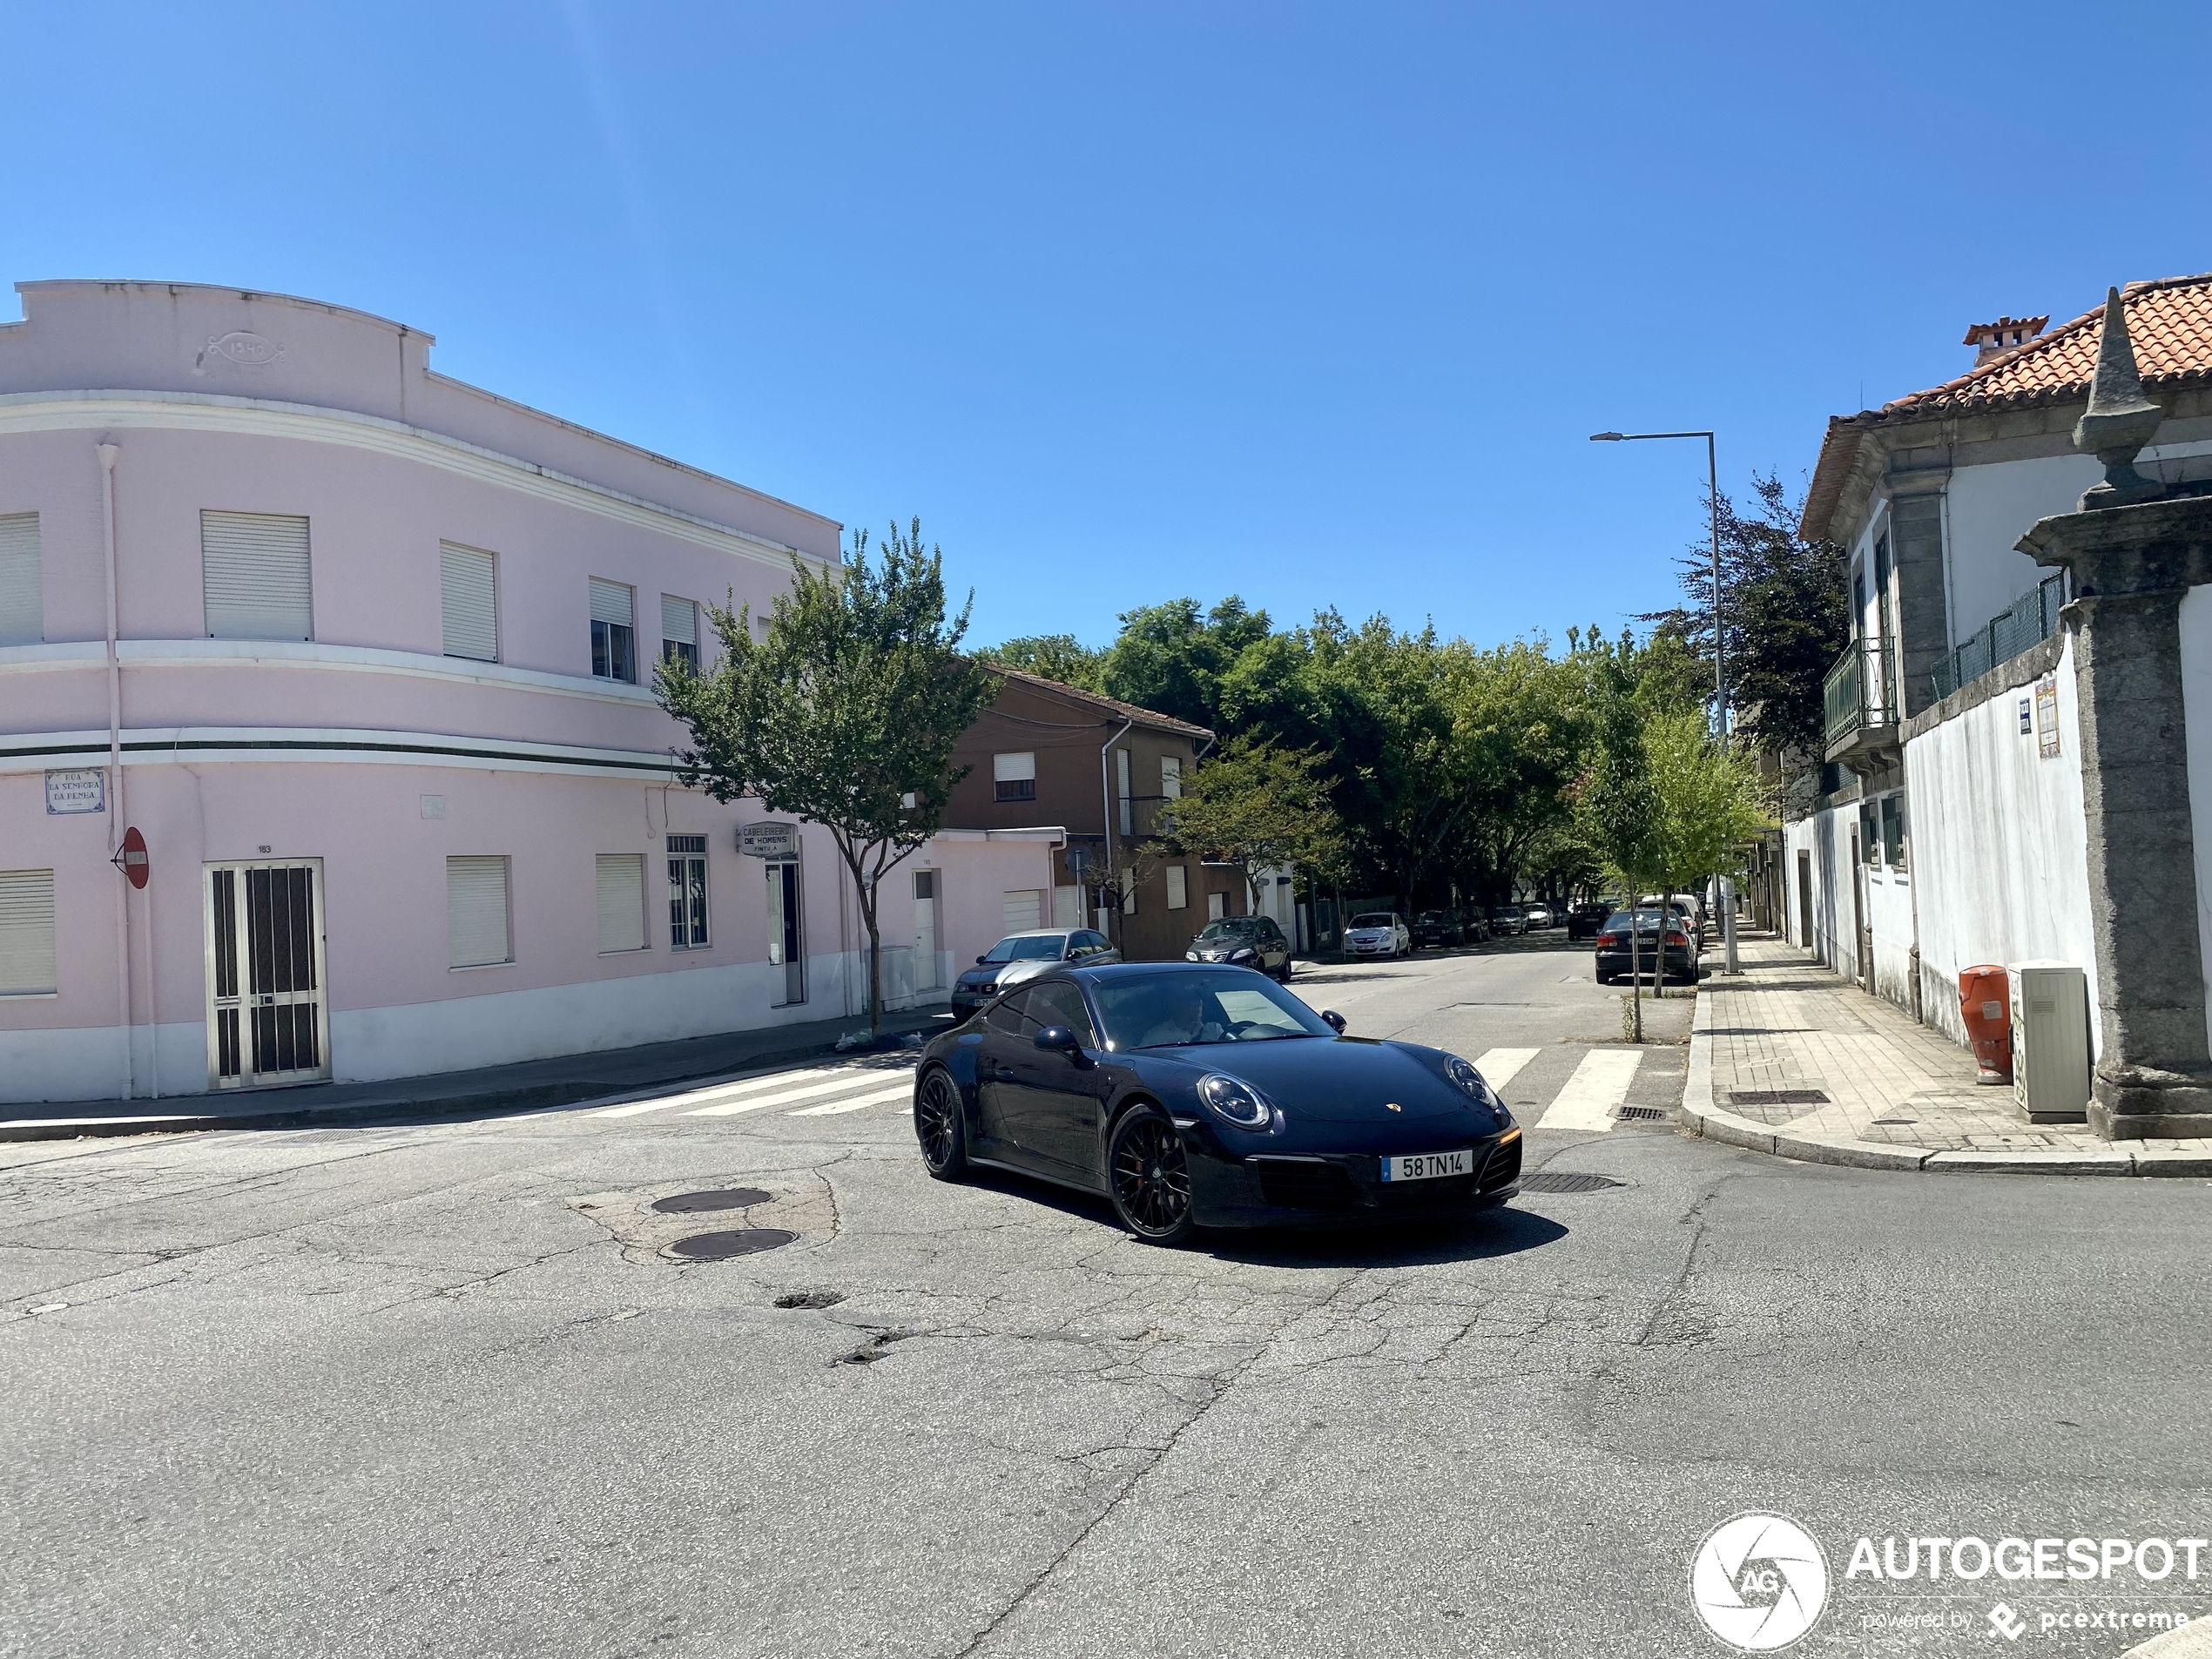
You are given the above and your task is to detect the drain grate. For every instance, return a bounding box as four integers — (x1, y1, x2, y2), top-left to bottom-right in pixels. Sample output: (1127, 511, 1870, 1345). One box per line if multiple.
(1615, 1106, 1668, 1122)
(775, 1290, 845, 1310)
(652, 1187, 772, 1215)
(668, 1229, 797, 1260)
(1729, 1089, 1830, 1106)
(1871, 1118, 1918, 1127)
(1521, 1171, 1626, 1194)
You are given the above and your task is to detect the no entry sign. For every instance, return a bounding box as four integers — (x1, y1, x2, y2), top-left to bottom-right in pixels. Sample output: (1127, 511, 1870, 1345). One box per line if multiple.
(113, 826, 150, 889)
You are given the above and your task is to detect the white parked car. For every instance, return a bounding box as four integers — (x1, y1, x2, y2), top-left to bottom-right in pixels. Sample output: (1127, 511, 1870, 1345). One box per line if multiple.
(1343, 911, 1411, 959)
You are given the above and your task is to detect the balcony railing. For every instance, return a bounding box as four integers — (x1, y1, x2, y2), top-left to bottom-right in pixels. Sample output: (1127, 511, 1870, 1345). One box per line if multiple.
(1930, 574, 2066, 701)
(1824, 636, 1900, 752)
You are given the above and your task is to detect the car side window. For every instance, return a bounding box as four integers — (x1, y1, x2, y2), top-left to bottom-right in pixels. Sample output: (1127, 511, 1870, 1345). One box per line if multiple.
(1077, 930, 1109, 954)
(984, 989, 1031, 1035)
(1260, 919, 1283, 943)
(1022, 980, 1098, 1048)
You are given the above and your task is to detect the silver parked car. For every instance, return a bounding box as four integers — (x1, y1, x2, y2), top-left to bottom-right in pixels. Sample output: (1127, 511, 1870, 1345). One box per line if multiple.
(951, 928, 1120, 1020)
(1343, 911, 1411, 959)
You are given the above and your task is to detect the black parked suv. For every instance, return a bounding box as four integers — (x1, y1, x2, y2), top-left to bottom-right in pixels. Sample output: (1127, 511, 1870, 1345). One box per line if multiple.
(1410, 909, 1464, 949)
(1566, 901, 1612, 941)
(1184, 914, 1295, 981)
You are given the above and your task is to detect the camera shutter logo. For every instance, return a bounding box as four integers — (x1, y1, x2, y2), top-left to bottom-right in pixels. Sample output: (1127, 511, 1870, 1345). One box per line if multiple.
(1689, 1513, 1829, 1651)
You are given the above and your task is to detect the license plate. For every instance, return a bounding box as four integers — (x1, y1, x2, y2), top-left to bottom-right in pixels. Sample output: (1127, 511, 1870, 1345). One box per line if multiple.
(1380, 1149, 1472, 1183)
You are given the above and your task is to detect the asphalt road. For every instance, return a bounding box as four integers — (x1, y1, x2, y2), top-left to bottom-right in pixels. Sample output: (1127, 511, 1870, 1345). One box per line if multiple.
(5, 935, 2209, 1659)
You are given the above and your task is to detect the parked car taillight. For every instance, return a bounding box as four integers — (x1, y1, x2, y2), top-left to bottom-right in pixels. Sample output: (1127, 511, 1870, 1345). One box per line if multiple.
(1595, 932, 1616, 948)
(1666, 932, 1689, 948)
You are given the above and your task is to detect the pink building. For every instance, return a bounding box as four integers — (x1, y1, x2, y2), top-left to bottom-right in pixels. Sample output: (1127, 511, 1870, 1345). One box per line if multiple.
(0, 280, 1055, 1103)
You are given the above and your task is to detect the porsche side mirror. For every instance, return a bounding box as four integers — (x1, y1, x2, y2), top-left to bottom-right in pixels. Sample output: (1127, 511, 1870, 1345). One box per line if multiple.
(1321, 1010, 1347, 1034)
(1034, 1024, 1084, 1056)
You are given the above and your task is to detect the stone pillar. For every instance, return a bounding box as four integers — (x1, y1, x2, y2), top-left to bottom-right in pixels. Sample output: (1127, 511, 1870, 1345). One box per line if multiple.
(2020, 496, 2212, 1137)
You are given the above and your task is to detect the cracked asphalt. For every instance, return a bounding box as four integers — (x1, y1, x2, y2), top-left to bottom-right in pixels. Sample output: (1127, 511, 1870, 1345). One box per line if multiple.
(6, 937, 2211, 1658)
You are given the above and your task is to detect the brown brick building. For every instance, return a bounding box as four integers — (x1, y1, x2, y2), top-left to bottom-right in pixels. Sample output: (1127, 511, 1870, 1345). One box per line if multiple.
(946, 671, 1250, 961)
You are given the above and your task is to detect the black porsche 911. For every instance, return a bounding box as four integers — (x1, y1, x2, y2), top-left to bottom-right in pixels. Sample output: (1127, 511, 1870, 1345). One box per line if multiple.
(911, 961, 1521, 1245)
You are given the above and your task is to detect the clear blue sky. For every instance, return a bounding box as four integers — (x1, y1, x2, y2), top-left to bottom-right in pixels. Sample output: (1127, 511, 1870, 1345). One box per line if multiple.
(8, 2, 2209, 651)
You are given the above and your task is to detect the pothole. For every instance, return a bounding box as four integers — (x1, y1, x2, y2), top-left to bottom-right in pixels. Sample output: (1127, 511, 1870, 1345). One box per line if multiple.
(652, 1187, 772, 1215)
(1521, 1171, 1628, 1194)
(667, 1229, 798, 1261)
(775, 1290, 846, 1310)
(832, 1330, 916, 1367)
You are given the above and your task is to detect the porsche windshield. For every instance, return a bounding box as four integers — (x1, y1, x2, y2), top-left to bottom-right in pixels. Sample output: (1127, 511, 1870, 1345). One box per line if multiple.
(1090, 970, 1334, 1049)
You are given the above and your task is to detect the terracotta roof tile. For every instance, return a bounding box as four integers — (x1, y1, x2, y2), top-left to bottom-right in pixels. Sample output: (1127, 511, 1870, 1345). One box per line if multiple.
(984, 667, 1215, 740)
(1888, 273, 2212, 415)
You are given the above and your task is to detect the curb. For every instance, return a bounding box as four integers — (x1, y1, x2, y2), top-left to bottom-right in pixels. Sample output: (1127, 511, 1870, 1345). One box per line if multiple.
(1680, 974, 2210, 1178)
(0, 1022, 941, 1143)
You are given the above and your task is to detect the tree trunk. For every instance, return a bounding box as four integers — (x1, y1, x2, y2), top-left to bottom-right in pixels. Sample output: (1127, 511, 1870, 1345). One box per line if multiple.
(862, 889, 883, 1042)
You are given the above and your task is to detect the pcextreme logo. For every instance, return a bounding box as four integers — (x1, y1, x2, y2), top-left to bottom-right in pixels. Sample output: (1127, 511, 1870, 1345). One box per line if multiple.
(1690, 1512, 1831, 1651)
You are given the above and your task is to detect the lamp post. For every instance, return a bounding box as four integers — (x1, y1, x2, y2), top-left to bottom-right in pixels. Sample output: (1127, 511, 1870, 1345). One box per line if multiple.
(1591, 427, 1740, 974)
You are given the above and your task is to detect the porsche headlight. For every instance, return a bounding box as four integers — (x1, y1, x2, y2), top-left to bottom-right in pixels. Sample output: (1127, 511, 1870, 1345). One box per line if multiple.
(1447, 1056, 1513, 1126)
(1197, 1073, 1272, 1129)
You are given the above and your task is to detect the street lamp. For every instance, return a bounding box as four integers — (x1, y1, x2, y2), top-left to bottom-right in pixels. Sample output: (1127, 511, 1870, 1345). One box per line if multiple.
(1591, 427, 1740, 974)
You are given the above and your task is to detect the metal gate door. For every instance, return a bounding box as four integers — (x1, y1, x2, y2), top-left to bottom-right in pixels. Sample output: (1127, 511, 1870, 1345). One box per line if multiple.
(206, 860, 331, 1089)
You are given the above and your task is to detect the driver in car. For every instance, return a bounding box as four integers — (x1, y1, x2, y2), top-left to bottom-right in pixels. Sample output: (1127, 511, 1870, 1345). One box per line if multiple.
(1137, 981, 1229, 1049)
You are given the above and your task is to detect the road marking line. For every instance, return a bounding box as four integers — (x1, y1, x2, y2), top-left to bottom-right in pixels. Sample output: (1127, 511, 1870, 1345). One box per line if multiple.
(1474, 1048, 1541, 1092)
(686, 1070, 914, 1116)
(1536, 1049, 1644, 1134)
(787, 1082, 916, 1117)
(591, 1064, 861, 1118)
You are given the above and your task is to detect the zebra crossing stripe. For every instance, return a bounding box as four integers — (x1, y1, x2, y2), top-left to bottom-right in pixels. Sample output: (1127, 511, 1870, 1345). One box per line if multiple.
(686, 1069, 914, 1116)
(1536, 1049, 1643, 1133)
(786, 1082, 916, 1117)
(1473, 1047, 1541, 1093)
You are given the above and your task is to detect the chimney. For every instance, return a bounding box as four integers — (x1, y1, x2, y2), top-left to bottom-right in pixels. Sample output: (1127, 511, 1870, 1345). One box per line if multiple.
(1962, 314, 2049, 368)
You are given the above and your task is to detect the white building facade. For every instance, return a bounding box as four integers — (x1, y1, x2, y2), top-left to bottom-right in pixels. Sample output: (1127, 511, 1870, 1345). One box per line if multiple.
(0, 281, 1052, 1103)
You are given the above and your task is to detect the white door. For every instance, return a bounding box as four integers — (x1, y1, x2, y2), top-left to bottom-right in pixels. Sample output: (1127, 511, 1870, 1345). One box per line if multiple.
(912, 870, 939, 990)
(767, 858, 805, 1005)
(205, 860, 331, 1089)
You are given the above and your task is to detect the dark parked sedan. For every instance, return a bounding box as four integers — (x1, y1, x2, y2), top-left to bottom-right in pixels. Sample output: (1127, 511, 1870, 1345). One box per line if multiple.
(1184, 914, 1293, 981)
(1593, 908, 1698, 984)
(913, 963, 1522, 1245)
(1566, 901, 1611, 941)
(1410, 909, 1463, 949)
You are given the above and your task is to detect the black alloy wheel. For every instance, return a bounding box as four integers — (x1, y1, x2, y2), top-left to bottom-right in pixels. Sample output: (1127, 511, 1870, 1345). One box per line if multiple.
(1108, 1108, 1196, 1246)
(915, 1069, 968, 1182)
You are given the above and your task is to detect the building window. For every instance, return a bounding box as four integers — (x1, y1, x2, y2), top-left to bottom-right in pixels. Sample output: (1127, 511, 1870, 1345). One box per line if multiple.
(661, 594, 698, 668)
(1881, 794, 1907, 871)
(590, 578, 637, 683)
(1116, 749, 1132, 833)
(446, 857, 512, 968)
(993, 752, 1037, 803)
(203, 510, 313, 641)
(1160, 755, 1181, 799)
(1207, 890, 1226, 921)
(0, 868, 57, 994)
(0, 512, 42, 645)
(441, 543, 498, 663)
(597, 853, 648, 953)
(1002, 888, 1044, 933)
(667, 833, 709, 949)
(1166, 864, 1188, 910)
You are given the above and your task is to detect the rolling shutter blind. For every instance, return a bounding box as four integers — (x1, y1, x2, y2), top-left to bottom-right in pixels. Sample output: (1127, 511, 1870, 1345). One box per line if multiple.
(0, 869, 58, 995)
(441, 544, 498, 662)
(203, 510, 313, 640)
(1166, 864, 1188, 909)
(597, 853, 646, 953)
(660, 594, 696, 646)
(1001, 888, 1042, 933)
(0, 513, 41, 644)
(589, 578, 633, 628)
(447, 857, 511, 968)
(993, 752, 1036, 782)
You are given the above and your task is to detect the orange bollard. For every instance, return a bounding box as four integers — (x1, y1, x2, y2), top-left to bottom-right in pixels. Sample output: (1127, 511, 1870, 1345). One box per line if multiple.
(1959, 965, 2013, 1084)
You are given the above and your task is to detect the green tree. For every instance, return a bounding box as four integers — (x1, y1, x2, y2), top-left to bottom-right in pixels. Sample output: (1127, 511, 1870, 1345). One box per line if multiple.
(1151, 738, 1348, 911)
(1642, 707, 1770, 900)
(1097, 596, 1272, 732)
(656, 519, 997, 1041)
(1575, 652, 1664, 1039)
(972, 632, 1104, 689)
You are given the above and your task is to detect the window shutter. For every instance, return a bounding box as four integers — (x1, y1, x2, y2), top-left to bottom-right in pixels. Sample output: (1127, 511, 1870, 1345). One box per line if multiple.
(993, 752, 1036, 782)
(447, 857, 511, 968)
(0, 513, 41, 645)
(441, 544, 498, 662)
(589, 578, 634, 628)
(1166, 864, 1188, 910)
(1001, 888, 1042, 933)
(597, 853, 646, 952)
(1160, 755, 1181, 799)
(202, 511, 313, 640)
(0, 869, 58, 994)
(660, 594, 697, 647)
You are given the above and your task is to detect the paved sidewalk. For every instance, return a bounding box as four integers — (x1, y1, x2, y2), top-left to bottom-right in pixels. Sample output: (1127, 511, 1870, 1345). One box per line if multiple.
(0, 1003, 952, 1143)
(1683, 934, 2212, 1176)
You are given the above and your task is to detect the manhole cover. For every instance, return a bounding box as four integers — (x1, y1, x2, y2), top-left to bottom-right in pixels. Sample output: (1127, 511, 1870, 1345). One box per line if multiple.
(775, 1290, 845, 1310)
(652, 1187, 772, 1215)
(1521, 1172, 1626, 1194)
(668, 1229, 797, 1260)
(1729, 1089, 1830, 1106)
(1615, 1105, 1667, 1122)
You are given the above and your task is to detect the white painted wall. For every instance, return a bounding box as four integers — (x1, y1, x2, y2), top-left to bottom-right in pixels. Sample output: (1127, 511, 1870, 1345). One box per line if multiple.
(1902, 636, 2098, 1053)
(1942, 452, 2101, 648)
